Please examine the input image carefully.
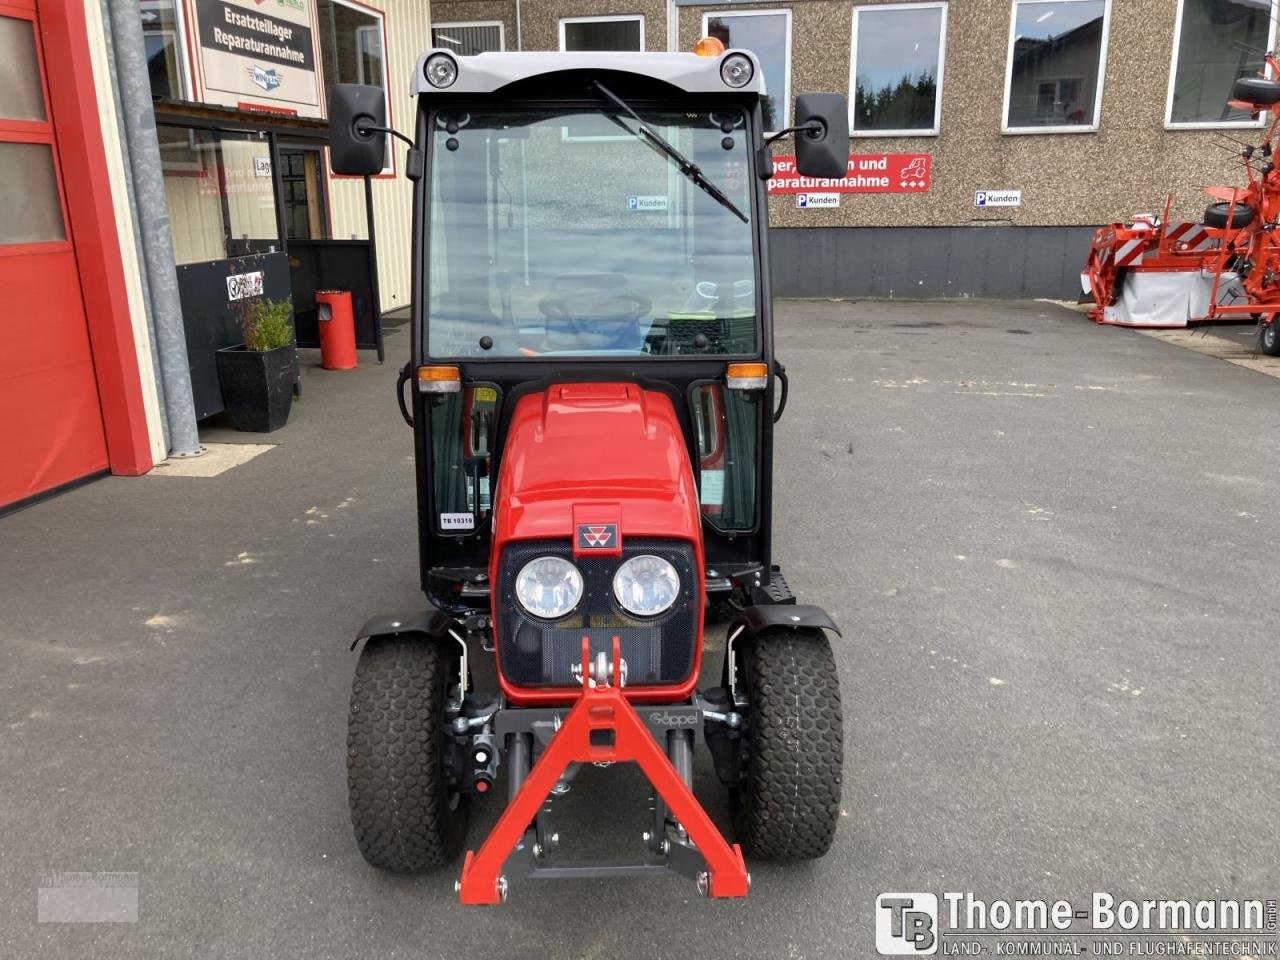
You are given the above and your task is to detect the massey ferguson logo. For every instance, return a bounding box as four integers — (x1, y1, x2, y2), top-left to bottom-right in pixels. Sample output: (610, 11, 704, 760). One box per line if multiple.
(577, 523, 617, 549)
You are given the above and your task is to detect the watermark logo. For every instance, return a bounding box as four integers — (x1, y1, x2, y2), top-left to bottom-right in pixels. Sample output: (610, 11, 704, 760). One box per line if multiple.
(38, 872, 138, 923)
(877, 893, 938, 955)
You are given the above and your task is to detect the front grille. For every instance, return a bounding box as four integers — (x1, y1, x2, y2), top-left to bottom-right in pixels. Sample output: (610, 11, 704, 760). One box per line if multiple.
(496, 538, 699, 687)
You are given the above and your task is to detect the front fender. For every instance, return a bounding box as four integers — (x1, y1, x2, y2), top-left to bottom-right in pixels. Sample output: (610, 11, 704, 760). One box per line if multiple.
(728, 603, 841, 639)
(350, 608, 461, 651)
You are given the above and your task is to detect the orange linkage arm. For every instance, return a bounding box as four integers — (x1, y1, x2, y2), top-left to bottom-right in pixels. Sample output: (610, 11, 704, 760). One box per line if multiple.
(456, 636, 750, 905)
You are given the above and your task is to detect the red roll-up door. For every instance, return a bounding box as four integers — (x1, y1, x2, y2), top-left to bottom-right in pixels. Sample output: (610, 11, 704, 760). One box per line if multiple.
(0, 0, 109, 508)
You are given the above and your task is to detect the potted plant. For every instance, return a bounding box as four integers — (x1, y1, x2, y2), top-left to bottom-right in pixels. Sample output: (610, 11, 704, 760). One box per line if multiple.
(216, 296, 296, 432)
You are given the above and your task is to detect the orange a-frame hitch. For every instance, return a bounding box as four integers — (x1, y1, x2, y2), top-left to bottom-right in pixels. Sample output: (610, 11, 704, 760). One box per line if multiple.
(456, 636, 750, 905)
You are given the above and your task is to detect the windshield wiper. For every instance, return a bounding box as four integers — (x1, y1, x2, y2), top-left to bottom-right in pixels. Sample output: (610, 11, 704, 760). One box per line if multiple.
(591, 80, 749, 224)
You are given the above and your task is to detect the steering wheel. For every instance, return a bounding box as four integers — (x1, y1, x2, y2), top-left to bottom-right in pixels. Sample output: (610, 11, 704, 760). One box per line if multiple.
(536, 289, 653, 350)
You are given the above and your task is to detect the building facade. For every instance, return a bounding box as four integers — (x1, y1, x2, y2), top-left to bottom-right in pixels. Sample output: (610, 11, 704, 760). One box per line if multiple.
(431, 0, 1277, 297)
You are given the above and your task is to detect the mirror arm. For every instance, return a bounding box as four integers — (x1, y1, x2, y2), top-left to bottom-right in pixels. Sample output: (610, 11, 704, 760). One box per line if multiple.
(355, 121, 415, 150)
(764, 120, 824, 146)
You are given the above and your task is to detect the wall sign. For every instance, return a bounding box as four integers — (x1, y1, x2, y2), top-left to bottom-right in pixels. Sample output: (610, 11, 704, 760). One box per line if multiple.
(190, 0, 322, 117)
(797, 192, 840, 209)
(975, 190, 1022, 208)
(769, 154, 931, 194)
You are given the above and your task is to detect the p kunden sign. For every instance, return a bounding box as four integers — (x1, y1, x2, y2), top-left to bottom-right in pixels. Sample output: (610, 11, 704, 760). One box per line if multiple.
(191, 0, 323, 118)
(768, 154, 932, 195)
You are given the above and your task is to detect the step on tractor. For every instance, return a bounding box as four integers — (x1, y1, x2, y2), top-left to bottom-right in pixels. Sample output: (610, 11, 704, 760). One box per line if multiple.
(1083, 59, 1280, 355)
(328, 40, 849, 904)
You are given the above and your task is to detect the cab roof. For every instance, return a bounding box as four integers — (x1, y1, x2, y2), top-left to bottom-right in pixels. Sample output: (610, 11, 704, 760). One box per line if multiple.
(408, 49, 766, 98)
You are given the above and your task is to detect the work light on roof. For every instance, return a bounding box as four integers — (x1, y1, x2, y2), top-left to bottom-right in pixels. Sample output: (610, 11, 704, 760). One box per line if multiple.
(425, 53, 458, 88)
(720, 53, 754, 88)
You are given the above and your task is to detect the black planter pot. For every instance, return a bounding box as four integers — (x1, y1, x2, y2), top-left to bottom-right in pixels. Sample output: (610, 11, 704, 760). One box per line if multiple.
(215, 343, 295, 432)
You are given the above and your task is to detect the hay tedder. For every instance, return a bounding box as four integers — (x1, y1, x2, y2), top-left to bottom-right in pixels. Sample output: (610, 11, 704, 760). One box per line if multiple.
(1083, 64, 1280, 356)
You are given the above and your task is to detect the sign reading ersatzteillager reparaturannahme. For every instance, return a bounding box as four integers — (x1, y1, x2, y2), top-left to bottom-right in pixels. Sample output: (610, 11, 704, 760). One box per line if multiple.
(191, 0, 323, 117)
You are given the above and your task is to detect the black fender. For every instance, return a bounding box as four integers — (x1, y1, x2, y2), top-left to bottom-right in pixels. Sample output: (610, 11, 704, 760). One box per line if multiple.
(728, 603, 841, 640)
(350, 608, 461, 651)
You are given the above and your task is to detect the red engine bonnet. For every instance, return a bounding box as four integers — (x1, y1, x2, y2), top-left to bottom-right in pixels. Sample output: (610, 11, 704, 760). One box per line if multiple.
(488, 382, 704, 704)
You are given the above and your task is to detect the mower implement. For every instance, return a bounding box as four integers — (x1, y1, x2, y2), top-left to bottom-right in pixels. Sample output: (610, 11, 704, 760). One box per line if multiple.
(333, 42, 849, 903)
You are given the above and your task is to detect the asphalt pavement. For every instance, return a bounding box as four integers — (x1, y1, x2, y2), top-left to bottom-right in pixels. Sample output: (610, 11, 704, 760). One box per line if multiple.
(2, 300, 1277, 959)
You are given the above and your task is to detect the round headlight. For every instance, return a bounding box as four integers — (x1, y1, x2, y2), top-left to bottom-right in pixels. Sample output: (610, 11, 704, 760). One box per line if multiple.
(425, 53, 458, 88)
(613, 555, 681, 617)
(515, 556, 582, 620)
(720, 53, 754, 89)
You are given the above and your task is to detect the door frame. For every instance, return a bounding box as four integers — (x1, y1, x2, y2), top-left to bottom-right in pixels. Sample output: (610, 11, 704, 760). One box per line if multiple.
(21, 0, 156, 476)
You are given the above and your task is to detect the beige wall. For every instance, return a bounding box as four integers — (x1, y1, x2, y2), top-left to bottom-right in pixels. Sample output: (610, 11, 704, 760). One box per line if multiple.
(675, 0, 1261, 229)
(327, 0, 433, 311)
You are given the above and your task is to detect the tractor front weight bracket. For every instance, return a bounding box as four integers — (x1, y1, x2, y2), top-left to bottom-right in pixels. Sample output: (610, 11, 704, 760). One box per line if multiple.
(456, 636, 750, 905)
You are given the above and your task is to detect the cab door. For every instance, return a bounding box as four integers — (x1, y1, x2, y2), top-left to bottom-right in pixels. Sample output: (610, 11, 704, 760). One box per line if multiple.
(0, 1, 109, 507)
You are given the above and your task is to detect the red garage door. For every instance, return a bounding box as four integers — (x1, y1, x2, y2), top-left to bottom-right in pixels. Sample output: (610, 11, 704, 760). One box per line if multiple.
(0, 0, 109, 508)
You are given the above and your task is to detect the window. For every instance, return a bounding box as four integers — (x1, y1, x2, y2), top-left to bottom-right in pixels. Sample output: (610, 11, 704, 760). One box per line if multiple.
(317, 0, 391, 170)
(850, 3, 947, 136)
(1002, 0, 1110, 132)
(432, 21, 505, 55)
(140, 0, 190, 101)
(559, 15, 644, 52)
(703, 10, 792, 131)
(1167, 0, 1277, 127)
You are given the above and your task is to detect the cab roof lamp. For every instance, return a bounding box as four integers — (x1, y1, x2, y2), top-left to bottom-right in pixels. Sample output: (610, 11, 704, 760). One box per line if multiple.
(425, 52, 458, 88)
(693, 36, 725, 57)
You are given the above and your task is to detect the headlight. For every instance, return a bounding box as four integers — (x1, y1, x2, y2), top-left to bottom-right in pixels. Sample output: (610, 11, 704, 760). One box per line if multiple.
(613, 555, 681, 617)
(720, 53, 754, 89)
(425, 53, 458, 88)
(515, 556, 582, 620)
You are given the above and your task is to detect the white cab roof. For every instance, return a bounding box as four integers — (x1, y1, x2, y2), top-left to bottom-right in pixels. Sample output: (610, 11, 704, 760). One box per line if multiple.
(409, 50, 766, 98)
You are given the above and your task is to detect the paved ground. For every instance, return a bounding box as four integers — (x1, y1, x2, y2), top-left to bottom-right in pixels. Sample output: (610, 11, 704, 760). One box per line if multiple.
(2, 301, 1277, 959)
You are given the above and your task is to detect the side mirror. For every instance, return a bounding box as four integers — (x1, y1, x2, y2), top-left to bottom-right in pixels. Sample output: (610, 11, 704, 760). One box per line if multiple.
(793, 93, 849, 180)
(329, 83, 387, 176)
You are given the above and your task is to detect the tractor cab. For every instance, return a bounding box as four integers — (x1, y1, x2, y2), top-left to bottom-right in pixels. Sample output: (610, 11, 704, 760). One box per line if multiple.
(332, 44, 849, 905)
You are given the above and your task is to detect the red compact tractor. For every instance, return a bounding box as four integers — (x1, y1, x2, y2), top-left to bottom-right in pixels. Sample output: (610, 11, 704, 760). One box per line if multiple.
(328, 40, 849, 904)
(1083, 63, 1280, 355)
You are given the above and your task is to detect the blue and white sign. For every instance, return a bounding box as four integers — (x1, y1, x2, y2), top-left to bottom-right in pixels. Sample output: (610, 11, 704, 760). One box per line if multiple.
(797, 192, 840, 209)
(627, 195, 669, 212)
(975, 189, 1022, 208)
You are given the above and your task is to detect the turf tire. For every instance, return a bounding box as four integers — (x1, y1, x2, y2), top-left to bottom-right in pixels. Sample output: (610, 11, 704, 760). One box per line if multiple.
(347, 636, 468, 872)
(731, 627, 843, 861)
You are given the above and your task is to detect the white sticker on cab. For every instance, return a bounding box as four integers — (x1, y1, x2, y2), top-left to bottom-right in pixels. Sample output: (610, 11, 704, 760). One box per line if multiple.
(440, 512, 475, 531)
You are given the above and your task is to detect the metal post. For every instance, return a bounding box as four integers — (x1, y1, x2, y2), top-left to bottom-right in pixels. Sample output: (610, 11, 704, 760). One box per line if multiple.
(364, 175, 386, 362)
(269, 131, 288, 254)
(105, 0, 201, 457)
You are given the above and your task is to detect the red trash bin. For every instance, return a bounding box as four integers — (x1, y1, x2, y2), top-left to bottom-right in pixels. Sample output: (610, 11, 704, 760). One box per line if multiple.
(316, 290, 357, 370)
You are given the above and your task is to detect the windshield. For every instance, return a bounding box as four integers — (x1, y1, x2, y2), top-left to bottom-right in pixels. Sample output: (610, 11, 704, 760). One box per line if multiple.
(426, 105, 758, 358)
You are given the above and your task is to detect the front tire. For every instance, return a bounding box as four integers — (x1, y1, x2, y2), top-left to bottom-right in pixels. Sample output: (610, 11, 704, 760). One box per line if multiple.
(347, 637, 469, 872)
(731, 627, 843, 861)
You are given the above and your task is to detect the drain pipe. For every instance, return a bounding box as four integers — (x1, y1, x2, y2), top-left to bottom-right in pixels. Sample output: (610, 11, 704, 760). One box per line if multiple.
(97, 0, 169, 452)
(105, 0, 202, 458)
(514, 0, 522, 50)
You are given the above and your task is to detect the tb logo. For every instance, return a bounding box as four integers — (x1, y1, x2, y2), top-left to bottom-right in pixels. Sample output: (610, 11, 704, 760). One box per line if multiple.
(876, 893, 937, 955)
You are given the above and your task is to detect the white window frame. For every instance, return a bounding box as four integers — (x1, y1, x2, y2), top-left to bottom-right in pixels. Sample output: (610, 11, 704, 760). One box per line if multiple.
(701, 8, 792, 132)
(140, 0, 195, 101)
(1000, 0, 1112, 135)
(431, 20, 506, 54)
(558, 14, 646, 52)
(848, 2, 948, 137)
(1164, 0, 1276, 130)
(327, 0, 394, 175)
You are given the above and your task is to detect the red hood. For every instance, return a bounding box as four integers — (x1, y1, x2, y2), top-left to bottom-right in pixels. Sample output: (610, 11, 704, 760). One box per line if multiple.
(491, 383, 701, 546)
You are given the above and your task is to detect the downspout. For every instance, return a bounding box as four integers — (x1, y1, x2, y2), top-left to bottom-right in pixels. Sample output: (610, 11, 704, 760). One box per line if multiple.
(105, 0, 202, 457)
(666, 0, 676, 51)
(97, 0, 169, 452)
(514, 0, 522, 50)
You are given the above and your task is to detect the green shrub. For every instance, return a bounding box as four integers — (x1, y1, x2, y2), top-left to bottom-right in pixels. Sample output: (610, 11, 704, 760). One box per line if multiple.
(239, 297, 294, 352)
